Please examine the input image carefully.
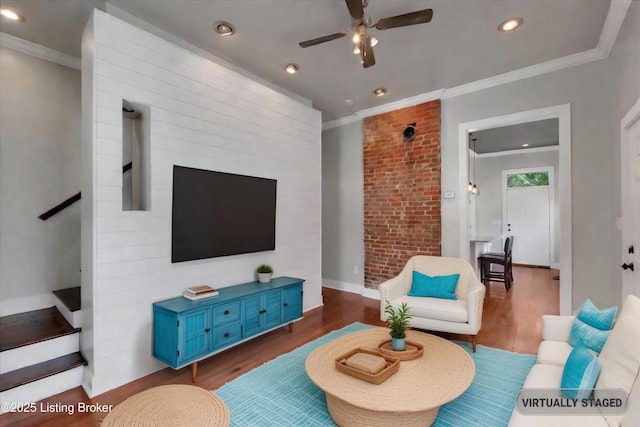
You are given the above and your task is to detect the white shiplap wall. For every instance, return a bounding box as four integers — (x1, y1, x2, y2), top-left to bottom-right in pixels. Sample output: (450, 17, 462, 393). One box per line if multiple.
(82, 10, 322, 397)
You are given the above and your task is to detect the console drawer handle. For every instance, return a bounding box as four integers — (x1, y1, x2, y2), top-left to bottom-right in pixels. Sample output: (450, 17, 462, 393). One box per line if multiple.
(224, 332, 229, 338)
(224, 310, 230, 315)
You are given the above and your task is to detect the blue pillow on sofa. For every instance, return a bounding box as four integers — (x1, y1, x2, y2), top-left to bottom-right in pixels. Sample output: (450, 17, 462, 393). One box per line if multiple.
(568, 299, 617, 353)
(568, 319, 611, 354)
(576, 299, 616, 330)
(561, 340, 600, 400)
(408, 271, 459, 300)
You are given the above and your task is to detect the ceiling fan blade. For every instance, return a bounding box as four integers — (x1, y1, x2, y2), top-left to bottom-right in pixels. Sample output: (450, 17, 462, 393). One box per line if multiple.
(298, 32, 347, 48)
(345, 0, 364, 20)
(361, 35, 375, 68)
(375, 8, 433, 30)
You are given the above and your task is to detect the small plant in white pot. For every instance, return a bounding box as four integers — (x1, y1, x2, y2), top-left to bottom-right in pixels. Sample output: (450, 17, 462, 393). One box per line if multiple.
(384, 301, 412, 351)
(257, 264, 273, 283)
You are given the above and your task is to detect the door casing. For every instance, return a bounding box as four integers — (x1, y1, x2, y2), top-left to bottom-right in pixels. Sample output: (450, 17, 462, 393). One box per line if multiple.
(620, 97, 640, 299)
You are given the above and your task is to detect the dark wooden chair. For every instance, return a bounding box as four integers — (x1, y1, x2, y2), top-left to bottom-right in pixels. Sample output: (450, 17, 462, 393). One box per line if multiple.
(478, 236, 514, 291)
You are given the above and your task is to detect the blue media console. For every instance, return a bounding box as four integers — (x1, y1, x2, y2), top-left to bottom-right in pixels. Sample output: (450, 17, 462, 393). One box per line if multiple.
(153, 276, 304, 381)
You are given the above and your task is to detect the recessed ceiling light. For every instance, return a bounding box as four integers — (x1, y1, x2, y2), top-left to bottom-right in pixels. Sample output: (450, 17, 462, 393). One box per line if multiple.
(213, 21, 235, 36)
(499, 17, 523, 32)
(283, 63, 299, 74)
(0, 8, 25, 22)
(522, 143, 529, 147)
(373, 87, 387, 97)
(370, 37, 378, 47)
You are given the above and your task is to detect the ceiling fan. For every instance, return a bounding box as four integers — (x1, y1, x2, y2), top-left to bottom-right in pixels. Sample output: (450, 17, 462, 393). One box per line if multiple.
(298, 0, 433, 68)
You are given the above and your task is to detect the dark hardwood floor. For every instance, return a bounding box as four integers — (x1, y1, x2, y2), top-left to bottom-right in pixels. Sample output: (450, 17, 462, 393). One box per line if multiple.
(0, 307, 78, 352)
(0, 266, 558, 427)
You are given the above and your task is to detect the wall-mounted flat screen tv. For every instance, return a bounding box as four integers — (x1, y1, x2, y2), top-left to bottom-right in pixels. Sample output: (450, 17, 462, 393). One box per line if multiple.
(171, 166, 277, 263)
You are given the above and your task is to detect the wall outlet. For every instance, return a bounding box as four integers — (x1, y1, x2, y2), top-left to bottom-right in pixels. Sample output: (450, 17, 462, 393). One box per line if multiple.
(444, 191, 455, 199)
(354, 266, 359, 274)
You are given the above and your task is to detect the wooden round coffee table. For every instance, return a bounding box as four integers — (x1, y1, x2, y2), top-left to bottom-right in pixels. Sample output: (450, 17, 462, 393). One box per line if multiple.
(306, 328, 475, 427)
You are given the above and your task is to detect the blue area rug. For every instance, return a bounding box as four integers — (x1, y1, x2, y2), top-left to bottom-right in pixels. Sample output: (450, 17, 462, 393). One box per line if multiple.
(216, 323, 535, 426)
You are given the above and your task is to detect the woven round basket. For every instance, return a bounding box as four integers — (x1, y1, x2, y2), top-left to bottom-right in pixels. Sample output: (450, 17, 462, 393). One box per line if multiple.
(101, 385, 229, 427)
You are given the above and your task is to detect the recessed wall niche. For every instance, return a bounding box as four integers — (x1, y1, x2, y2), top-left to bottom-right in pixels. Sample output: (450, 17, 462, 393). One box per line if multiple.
(122, 100, 150, 211)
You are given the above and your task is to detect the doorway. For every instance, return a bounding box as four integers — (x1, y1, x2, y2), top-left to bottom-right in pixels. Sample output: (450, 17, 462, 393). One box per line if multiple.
(458, 104, 572, 314)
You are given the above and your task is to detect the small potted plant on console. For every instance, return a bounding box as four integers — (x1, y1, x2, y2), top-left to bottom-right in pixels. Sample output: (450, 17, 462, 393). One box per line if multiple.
(384, 301, 412, 351)
(257, 264, 273, 283)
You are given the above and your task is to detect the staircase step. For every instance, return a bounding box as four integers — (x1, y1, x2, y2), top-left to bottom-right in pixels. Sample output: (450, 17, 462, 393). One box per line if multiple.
(0, 307, 79, 352)
(0, 365, 85, 415)
(53, 287, 82, 328)
(0, 333, 80, 374)
(0, 352, 87, 392)
(52, 287, 80, 312)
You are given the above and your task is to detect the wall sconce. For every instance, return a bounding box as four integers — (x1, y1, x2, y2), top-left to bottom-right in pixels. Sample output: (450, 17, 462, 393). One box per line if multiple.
(403, 123, 416, 142)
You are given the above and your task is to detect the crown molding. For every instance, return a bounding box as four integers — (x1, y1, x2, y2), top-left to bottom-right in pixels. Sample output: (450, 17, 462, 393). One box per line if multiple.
(0, 32, 81, 70)
(322, 87, 446, 130)
(322, 115, 361, 131)
(441, 48, 605, 100)
(354, 89, 446, 120)
(597, 0, 632, 56)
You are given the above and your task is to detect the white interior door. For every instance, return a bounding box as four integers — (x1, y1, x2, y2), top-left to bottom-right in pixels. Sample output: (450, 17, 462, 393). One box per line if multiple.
(621, 98, 640, 297)
(503, 167, 553, 267)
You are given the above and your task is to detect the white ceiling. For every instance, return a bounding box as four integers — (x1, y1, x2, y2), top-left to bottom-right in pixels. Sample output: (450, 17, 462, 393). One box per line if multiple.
(0, 0, 612, 122)
(470, 119, 559, 154)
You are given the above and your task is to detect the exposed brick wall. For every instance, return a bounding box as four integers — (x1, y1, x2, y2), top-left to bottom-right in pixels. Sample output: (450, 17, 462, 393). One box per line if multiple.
(363, 100, 441, 289)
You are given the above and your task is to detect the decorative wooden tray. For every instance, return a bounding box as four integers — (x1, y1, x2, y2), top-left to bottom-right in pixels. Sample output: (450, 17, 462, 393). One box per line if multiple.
(378, 340, 424, 361)
(335, 348, 399, 385)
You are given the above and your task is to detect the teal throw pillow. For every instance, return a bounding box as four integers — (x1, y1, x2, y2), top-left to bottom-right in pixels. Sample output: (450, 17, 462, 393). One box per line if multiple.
(408, 271, 459, 300)
(561, 340, 600, 400)
(576, 299, 617, 331)
(568, 318, 611, 353)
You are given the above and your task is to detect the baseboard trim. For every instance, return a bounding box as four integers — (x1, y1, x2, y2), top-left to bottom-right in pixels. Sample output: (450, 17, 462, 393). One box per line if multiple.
(322, 279, 380, 300)
(513, 263, 551, 269)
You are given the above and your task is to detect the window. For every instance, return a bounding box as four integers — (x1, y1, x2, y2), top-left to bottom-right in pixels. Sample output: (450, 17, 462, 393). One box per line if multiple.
(506, 171, 549, 188)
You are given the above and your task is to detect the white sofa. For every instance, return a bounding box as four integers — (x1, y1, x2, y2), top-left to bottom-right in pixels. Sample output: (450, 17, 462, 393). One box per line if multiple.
(379, 256, 485, 351)
(509, 294, 640, 427)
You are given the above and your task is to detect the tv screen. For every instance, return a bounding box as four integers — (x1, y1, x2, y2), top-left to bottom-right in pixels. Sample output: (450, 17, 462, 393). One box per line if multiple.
(171, 166, 277, 263)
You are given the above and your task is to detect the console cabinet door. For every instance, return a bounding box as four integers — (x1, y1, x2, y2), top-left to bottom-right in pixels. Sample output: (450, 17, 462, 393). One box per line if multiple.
(178, 308, 211, 364)
(282, 284, 303, 322)
(242, 289, 283, 337)
(241, 294, 262, 337)
(262, 289, 282, 330)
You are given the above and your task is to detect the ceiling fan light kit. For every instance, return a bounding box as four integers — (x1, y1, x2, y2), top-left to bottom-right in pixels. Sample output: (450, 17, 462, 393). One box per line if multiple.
(298, 0, 433, 68)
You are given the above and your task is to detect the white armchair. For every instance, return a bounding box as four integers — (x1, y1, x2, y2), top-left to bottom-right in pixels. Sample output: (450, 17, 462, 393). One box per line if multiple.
(379, 256, 485, 351)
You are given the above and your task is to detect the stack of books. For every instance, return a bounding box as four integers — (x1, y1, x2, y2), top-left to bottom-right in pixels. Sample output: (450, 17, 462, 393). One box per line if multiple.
(183, 285, 219, 300)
